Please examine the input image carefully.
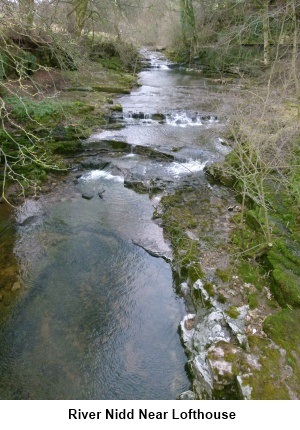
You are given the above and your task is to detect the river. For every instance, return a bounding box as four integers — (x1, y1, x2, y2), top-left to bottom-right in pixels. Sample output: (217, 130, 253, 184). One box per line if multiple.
(0, 50, 230, 400)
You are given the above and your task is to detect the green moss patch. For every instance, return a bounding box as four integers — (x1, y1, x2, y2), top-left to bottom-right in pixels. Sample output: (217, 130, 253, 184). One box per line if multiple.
(226, 305, 240, 319)
(161, 190, 204, 283)
(263, 309, 300, 397)
(263, 309, 300, 367)
(246, 336, 291, 399)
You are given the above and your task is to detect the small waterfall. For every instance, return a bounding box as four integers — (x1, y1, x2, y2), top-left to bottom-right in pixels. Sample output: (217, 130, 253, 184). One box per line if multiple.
(166, 112, 219, 127)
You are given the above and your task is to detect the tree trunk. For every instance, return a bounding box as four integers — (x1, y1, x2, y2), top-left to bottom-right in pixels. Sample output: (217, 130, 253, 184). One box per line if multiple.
(179, 0, 197, 58)
(262, 0, 270, 66)
(72, 0, 89, 37)
(290, 0, 299, 101)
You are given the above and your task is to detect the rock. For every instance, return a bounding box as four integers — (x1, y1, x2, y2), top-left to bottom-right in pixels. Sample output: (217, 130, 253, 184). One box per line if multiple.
(180, 282, 189, 296)
(124, 173, 149, 193)
(133, 145, 174, 162)
(80, 160, 110, 170)
(102, 124, 124, 130)
(184, 314, 196, 330)
(0, 292, 3, 301)
(180, 314, 196, 349)
(178, 390, 196, 400)
(191, 353, 214, 398)
(110, 104, 123, 112)
(185, 230, 199, 241)
(131, 239, 172, 262)
(98, 189, 106, 199)
(236, 375, 252, 400)
(151, 113, 166, 121)
(82, 193, 94, 200)
(207, 343, 237, 388)
(224, 305, 249, 336)
(19, 215, 40, 227)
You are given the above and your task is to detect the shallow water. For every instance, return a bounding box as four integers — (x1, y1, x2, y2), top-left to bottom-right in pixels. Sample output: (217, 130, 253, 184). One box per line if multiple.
(0, 50, 228, 400)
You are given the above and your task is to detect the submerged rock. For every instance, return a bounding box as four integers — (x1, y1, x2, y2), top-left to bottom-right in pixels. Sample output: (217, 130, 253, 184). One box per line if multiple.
(82, 193, 94, 200)
(131, 239, 172, 262)
(178, 390, 196, 400)
(80, 159, 110, 170)
(18, 215, 41, 227)
(124, 173, 149, 194)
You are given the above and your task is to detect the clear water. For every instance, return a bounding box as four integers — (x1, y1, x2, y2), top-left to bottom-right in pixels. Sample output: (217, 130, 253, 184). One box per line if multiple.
(0, 50, 228, 400)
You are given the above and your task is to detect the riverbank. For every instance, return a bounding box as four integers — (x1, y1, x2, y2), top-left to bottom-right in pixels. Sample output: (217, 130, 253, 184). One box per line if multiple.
(0, 36, 141, 205)
(161, 174, 300, 399)
(158, 50, 300, 399)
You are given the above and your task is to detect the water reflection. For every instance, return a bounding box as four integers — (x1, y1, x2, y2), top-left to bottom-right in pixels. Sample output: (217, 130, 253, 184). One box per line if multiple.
(0, 175, 189, 399)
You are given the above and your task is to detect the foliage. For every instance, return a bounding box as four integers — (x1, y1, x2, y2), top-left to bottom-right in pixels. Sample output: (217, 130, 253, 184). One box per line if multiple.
(6, 96, 62, 121)
(87, 36, 141, 72)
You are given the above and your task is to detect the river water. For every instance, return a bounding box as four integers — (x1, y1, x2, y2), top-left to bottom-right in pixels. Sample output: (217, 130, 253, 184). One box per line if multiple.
(0, 51, 230, 400)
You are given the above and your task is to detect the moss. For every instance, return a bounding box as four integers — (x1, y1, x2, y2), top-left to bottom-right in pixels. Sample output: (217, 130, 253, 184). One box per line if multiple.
(245, 209, 261, 229)
(204, 282, 215, 297)
(188, 263, 204, 283)
(226, 305, 240, 319)
(98, 57, 124, 71)
(92, 85, 130, 94)
(246, 336, 291, 399)
(87, 37, 141, 73)
(205, 162, 236, 187)
(216, 267, 231, 282)
(237, 260, 266, 291)
(248, 293, 258, 309)
(50, 140, 83, 154)
(263, 309, 300, 364)
(161, 190, 205, 283)
(271, 267, 300, 307)
(217, 293, 227, 304)
(109, 103, 123, 112)
(268, 244, 300, 277)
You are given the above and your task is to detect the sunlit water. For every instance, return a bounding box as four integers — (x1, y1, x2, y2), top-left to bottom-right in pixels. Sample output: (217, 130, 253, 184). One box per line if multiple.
(0, 51, 229, 400)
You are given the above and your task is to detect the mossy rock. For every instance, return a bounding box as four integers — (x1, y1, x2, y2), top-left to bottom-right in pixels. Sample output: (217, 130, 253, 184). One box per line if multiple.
(92, 85, 130, 94)
(50, 140, 83, 154)
(271, 266, 300, 307)
(244, 335, 292, 399)
(266, 243, 300, 307)
(151, 113, 166, 121)
(263, 309, 300, 397)
(205, 163, 236, 187)
(237, 260, 266, 291)
(268, 242, 300, 276)
(245, 209, 261, 229)
(263, 308, 300, 367)
(109, 103, 123, 112)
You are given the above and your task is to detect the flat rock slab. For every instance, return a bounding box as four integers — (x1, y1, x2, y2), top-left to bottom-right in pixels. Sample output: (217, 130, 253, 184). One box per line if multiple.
(82, 193, 94, 200)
